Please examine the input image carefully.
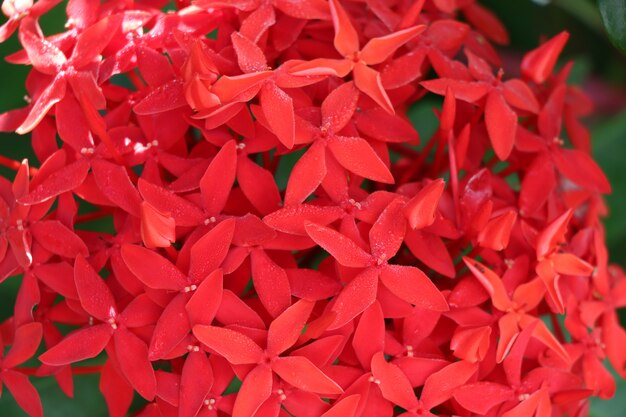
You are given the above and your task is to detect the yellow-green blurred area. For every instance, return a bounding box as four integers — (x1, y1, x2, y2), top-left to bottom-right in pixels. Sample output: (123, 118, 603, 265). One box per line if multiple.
(0, 0, 625, 416)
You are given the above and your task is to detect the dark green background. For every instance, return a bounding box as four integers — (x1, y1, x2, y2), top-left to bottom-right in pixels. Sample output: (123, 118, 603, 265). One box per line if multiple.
(0, 0, 625, 415)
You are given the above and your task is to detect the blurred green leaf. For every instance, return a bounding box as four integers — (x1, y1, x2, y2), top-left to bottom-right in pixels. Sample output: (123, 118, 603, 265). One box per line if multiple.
(593, 108, 626, 264)
(598, 0, 626, 54)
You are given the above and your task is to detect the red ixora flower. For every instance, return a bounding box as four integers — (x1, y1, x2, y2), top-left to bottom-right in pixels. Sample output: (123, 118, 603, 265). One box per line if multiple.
(0, 1, 622, 417)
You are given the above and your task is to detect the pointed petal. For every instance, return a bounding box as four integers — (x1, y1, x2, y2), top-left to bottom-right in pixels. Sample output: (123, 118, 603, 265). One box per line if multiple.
(328, 0, 359, 56)
(327, 135, 394, 183)
(267, 299, 315, 356)
(30, 220, 88, 258)
(284, 142, 327, 206)
(353, 63, 394, 114)
(92, 159, 142, 217)
(114, 328, 157, 401)
(148, 294, 191, 360)
(272, 356, 343, 395)
(189, 218, 235, 282)
(370, 352, 418, 410)
(521, 31, 569, 84)
(321, 395, 361, 417)
(485, 90, 517, 160)
(421, 361, 477, 409)
(361, 25, 426, 65)
(186, 269, 223, 325)
(200, 140, 237, 215)
(250, 249, 292, 317)
(536, 210, 572, 259)
(353, 301, 385, 368)
(230, 31, 268, 72)
(463, 257, 511, 310)
(321, 81, 359, 132)
(39, 324, 113, 366)
(2, 369, 43, 417)
(329, 268, 379, 329)
(369, 198, 406, 260)
(3, 323, 43, 368)
(232, 365, 273, 417)
(74, 255, 117, 322)
(192, 325, 263, 365)
(180, 351, 214, 417)
(304, 223, 371, 268)
(121, 244, 188, 291)
(19, 158, 88, 205)
(404, 179, 445, 230)
(261, 83, 295, 149)
(237, 156, 282, 215)
(380, 265, 448, 310)
(140, 201, 176, 249)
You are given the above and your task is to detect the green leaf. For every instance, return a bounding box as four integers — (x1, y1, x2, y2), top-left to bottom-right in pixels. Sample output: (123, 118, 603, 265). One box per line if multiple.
(598, 0, 626, 54)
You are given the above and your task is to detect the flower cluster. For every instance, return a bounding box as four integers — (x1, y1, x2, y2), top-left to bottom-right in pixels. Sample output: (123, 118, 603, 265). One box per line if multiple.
(0, 1, 624, 417)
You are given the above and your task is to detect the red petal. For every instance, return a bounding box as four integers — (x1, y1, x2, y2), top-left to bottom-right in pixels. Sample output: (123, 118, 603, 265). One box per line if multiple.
(99, 360, 133, 417)
(114, 328, 156, 401)
(19, 158, 88, 205)
(521, 31, 569, 84)
(405, 231, 455, 278)
(329, 267, 379, 329)
(360, 25, 426, 65)
(192, 325, 263, 365)
(370, 352, 418, 410)
(353, 301, 385, 368)
(267, 299, 315, 356)
(553, 148, 612, 194)
(272, 356, 343, 395)
(3, 322, 42, 369)
(18, 27, 66, 74)
(250, 249, 292, 317)
(74, 255, 117, 322)
(133, 79, 187, 115)
(404, 179, 445, 230)
(186, 269, 223, 325)
(232, 364, 273, 417)
(261, 83, 295, 149)
(180, 351, 214, 417)
(485, 90, 517, 160)
(328, 0, 359, 56)
(454, 382, 513, 414)
(92, 159, 142, 217)
(2, 369, 43, 417)
(200, 140, 237, 215)
(139, 179, 204, 227)
(463, 257, 511, 310)
(189, 218, 235, 282)
(231, 31, 268, 72)
(39, 324, 113, 366)
(148, 294, 191, 360)
(369, 198, 406, 260)
(353, 63, 393, 114)
(304, 223, 371, 268)
(535, 210, 572, 259)
(327, 135, 394, 183)
(284, 142, 327, 206)
(421, 361, 477, 409)
(321, 81, 359, 133)
(477, 210, 517, 251)
(237, 156, 282, 215)
(380, 265, 448, 311)
(121, 244, 188, 291)
(30, 220, 88, 258)
(140, 201, 176, 249)
(321, 395, 361, 417)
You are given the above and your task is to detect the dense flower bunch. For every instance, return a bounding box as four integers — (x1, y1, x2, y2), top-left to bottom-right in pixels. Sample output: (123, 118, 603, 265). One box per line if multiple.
(0, 0, 624, 417)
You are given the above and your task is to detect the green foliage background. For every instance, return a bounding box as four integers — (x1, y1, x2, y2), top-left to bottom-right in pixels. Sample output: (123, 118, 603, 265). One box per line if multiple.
(0, 0, 625, 416)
